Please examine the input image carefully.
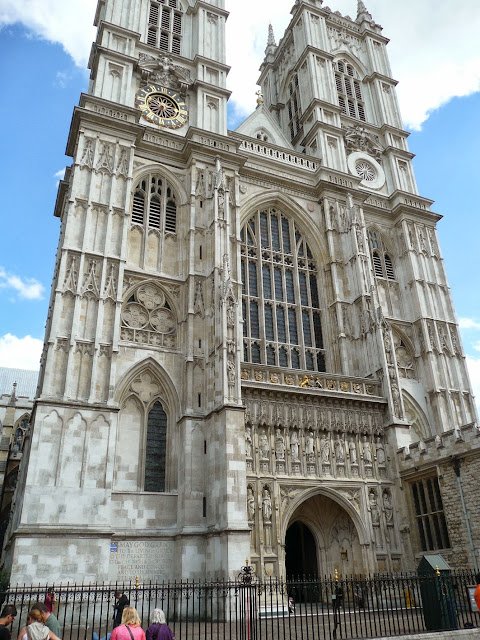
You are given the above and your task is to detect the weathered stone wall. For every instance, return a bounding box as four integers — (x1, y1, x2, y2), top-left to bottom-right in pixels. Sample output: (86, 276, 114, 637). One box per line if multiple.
(398, 423, 480, 570)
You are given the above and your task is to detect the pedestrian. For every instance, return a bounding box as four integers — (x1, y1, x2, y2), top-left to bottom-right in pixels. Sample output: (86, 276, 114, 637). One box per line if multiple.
(17, 609, 60, 640)
(44, 591, 56, 615)
(354, 583, 364, 608)
(29, 604, 60, 640)
(0, 605, 17, 640)
(112, 591, 130, 629)
(474, 573, 480, 611)
(288, 597, 295, 615)
(146, 609, 174, 640)
(110, 608, 145, 640)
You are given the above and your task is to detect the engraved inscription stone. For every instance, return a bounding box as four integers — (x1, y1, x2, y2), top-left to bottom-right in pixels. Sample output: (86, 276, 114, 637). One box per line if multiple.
(110, 541, 175, 582)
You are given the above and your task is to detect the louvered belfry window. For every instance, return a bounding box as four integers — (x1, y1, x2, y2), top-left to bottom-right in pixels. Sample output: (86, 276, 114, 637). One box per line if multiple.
(148, 0, 182, 55)
(368, 230, 395, 280)
(334, 59, 366, 122)
(287, 75, 302, 142)
(241, 208, 326, 372)
(131, 174, 177, 236)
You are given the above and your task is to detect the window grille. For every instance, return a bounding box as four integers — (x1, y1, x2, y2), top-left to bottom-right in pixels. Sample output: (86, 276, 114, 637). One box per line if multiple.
(368, 230, 395, 280)
(131, 174, 177, 235)
(411, 477, 450, 551)
(148, 1, 182, 54)
(334, 59, 366, 122)
(241, 207, 326, 371)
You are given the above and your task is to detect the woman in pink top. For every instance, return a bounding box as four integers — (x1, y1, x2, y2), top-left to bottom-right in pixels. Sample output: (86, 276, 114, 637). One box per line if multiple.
(110, 608, 145, 640)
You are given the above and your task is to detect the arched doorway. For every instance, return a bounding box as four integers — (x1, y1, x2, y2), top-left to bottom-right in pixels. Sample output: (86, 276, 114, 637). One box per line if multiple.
(285, 521, 318, 578)
(284, 493, 365, 577)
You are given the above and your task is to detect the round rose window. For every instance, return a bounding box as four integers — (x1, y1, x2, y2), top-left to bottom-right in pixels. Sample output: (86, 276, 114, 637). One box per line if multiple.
(355, 159, 376, 182)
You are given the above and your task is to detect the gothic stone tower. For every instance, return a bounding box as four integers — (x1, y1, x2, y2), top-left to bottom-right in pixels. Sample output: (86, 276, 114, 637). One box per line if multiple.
(4, 0, 478, 583)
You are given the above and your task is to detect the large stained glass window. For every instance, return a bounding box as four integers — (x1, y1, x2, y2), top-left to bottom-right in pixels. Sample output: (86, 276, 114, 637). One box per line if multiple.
(241, 207, 326, 372)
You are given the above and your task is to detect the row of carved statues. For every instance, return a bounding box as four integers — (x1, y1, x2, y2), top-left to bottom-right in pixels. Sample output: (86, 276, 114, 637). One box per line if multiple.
(245, 425, 386, 467)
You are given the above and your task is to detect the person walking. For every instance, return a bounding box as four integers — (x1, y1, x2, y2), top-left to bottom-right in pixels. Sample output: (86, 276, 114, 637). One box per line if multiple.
(17, 609, 60, 640)
(474, 573, 480, 611)
(29, 604, 60, 640)
(0, 605, 17, 640)
(110, 608, 145, 640)
(146, 609, 174, 640)
(44, 591, 56, 615)
(113, 592, 130, 629)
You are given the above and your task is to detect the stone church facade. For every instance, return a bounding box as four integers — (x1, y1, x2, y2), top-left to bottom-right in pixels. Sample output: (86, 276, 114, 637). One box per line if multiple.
(3, 0, 479, 584)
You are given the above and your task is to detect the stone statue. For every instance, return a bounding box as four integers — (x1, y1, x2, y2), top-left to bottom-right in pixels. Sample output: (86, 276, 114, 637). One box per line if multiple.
(245, 426, 252, 458)
(305, 431, 315, 458)
(369, 490, 379, 525)
(348, 436, 357, 464)
(262, 487, 272, 522)
(362, 435, 372, 464)
(290, 430, 300, 461)
(259, 430, 269, 458)
(275, 428, 285, 460)
(320, 433, 330, 463)
(334, 433, 345, 463)
(375, 436, 385, 465)
(247, 486, 255, 521)
(383, 490, 393, 524)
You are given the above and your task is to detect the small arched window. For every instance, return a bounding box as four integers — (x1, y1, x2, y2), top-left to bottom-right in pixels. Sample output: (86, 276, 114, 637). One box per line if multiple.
(147, 0, 182, 55)
(334, 59, 366, 122)
(131, 174, 177, 236)
(145, 401, 168, 492)
(368, 230, 395, 280)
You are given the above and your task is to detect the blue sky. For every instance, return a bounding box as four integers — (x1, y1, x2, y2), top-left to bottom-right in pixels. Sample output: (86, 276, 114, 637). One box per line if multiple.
(0, 0, 479, 407)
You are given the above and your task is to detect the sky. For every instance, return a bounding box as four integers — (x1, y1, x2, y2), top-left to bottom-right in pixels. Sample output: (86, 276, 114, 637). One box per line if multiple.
(0, 0, 479, 408)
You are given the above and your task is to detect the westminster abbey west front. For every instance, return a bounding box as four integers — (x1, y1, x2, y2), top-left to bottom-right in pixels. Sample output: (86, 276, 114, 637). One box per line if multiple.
(3, 0, 479, 585)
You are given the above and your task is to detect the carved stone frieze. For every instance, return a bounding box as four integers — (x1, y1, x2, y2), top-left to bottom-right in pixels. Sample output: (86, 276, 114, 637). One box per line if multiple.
(343, 126, 383, 162)
(138, 53, 192, 96)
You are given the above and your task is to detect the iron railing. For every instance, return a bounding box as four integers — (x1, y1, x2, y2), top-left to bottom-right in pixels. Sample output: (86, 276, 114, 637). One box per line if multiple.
(2, 571, 479, 640)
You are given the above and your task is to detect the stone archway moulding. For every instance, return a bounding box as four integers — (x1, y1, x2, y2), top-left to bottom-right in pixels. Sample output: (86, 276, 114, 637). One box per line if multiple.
(281, 485, 370, 547)
(114, 356, 180, 418)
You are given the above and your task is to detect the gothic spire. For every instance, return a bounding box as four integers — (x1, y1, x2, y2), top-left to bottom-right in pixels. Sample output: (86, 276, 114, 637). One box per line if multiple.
(267, 23, 276, 48)
(265, 23, 277, 58)
(356, 0, 373, 23)
(8, 382, 17, 407)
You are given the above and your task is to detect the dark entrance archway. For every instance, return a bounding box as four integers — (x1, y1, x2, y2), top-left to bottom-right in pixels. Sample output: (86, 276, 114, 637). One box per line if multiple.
(285, 520, 317, 578)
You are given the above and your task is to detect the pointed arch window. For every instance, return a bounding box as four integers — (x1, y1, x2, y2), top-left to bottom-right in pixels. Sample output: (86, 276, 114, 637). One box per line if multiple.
(131, 174, 177, 236)
(145, 401, 168, 492)
(334, 59, 366, 123)
(368, 230, 395, 280)
(147, 0, 182, 54)
(241, 207, 326, 372)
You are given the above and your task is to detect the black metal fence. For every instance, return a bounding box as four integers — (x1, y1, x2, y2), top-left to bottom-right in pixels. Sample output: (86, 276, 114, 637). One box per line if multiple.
(2, 571, 479, 640)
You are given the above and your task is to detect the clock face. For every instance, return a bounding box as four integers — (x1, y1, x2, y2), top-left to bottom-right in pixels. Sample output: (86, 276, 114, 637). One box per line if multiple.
(135, 84, 188, 129)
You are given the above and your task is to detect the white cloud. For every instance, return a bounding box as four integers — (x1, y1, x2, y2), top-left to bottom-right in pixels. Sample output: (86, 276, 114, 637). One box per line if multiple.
(466, 356, 480, 411)
(2, 1, 480, 130)
(0, 334, 43, 370)
(459, 318, 480, 331)
(0, 268, 45, 300)
(224, 0, 480, 130)
(0, 0, 96, 67)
